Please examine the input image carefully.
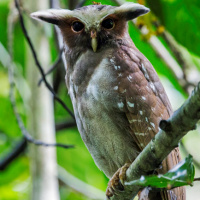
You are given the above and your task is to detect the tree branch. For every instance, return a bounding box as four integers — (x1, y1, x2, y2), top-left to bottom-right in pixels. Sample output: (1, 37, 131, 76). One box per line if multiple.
(55, 120, 77, 131)
(110, 82, 200, 200)
(194, 178, 200, 182)
(161, 31, 197, 91)
(0, 137, 27, 171)
(38, 48, 63, 86)
(9, 74, 74, 149)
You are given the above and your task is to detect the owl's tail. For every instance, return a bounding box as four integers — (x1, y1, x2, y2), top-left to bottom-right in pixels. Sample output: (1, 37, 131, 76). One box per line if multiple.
(138, 148, 186, 200)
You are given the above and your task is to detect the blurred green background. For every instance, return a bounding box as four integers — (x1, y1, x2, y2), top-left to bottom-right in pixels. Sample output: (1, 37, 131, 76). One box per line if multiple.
(0, 0, 200, 199)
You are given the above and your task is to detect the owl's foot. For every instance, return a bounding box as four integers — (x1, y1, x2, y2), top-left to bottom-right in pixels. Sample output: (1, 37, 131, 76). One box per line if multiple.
(106, 163, 130, 199)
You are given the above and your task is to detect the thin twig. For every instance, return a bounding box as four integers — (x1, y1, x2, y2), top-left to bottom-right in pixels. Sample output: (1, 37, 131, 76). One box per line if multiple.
(0, 119, 77, 171)
(194, 178, 200, 182)
(38, 48, 63, 86)
(55, 120, 77, 131)
(0, 137, 27, 171)
(161, 31, 196, 89)
(8, 65, 74, 149)
(14, 0, 75, 120)
(8, 74, 74, 149)
(153, 21, 198, 90)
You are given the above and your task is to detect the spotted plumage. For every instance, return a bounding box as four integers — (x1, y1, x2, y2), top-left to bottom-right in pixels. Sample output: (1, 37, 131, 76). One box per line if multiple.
(31, 3, 185, 200)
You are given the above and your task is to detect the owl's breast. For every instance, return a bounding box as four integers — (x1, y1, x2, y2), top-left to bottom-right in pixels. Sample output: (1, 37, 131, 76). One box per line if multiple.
(70, 51, 125, 111)
(85, 57, 119, 105)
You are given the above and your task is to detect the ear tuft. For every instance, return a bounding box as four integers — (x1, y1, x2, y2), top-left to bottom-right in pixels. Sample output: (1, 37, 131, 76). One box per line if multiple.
(30, 9, 73, 25)
(115, 3, 150, 21)
(31, 10, 59, 25)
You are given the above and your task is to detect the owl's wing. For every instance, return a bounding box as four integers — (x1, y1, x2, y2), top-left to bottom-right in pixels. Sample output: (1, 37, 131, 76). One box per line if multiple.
(115, 45, 173, 151)
(113, 45, 185, 199)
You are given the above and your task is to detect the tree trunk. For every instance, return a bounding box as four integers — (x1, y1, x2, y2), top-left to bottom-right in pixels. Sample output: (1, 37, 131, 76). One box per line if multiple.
(25, 0, 60, 200)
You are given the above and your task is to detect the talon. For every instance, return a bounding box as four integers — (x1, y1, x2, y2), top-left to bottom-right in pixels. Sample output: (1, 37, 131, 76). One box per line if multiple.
(106, 186, 114, 198)
(118, 180, 125, 191)
(106, 163, 130, 197)
(111, 185, 116, 191)
(108, 187, 114, 194)
(119, 177, 124, 186)
(119, 163, 131, 186)
(106, 195, 110, 200)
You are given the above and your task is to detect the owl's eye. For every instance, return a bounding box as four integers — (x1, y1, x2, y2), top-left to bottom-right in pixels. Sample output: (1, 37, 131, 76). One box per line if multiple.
(72, 21, 84, 32)
(102, 18, 115, 29)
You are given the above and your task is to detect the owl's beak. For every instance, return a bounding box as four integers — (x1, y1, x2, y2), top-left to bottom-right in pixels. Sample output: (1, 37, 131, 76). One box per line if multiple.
(91, 30, 97, 52)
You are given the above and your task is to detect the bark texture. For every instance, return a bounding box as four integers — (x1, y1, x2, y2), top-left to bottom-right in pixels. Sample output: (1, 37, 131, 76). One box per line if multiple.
(25, 0, 60, 200)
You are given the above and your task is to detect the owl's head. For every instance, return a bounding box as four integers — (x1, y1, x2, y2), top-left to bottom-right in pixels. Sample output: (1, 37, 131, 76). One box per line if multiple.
(31, 3, 149, 52)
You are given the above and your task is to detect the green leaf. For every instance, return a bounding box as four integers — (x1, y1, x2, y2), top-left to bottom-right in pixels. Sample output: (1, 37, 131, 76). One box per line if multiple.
(126, 155, 195, 189)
